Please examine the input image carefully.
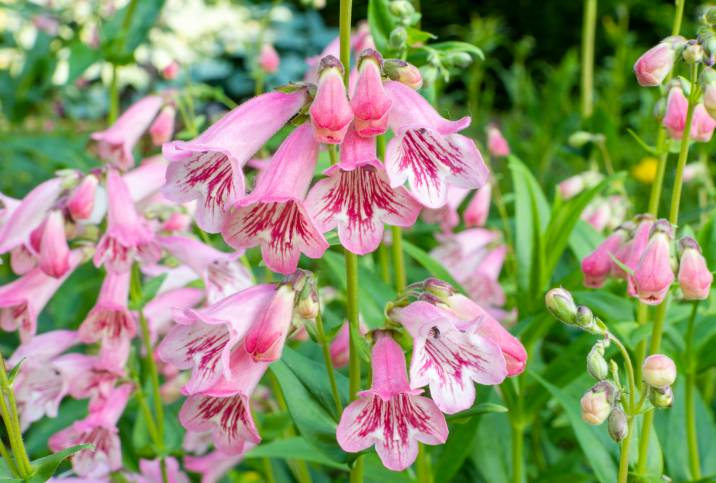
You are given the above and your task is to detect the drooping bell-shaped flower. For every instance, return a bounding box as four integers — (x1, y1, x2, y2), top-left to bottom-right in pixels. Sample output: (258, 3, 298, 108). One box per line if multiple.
(581, 227, 629, 288)
(124, 156, 169, 204)
(133, 457, 189, 483)
(464, 183, 491, 227)
(690, 103, 716, 142)
(258, 43, 280, 74)
(421, 186, 469, 233)
(391, 301, 507, 414)
(486, 125, 510, 158)
(49, 384, 132, 478)
(309, 56, 354, 144)
(677, 236, 712, 300)
(632, 220, 675, 305)
(143, 287, 204, 343)
(384, 81, 488, 208)
(66, 174, 99, 221)
(10, 245, 36, 275)
(243, 284, 296, 362)
(0, 178, 63, 254)
(0, 250, 82, 341)
(222, 124, 328, 274)
(336, 334, 448, 471)
(619, 217, 654, 284)
(461, 245, 508, 310)
(351, 49, 392, 137)
(91, 96, 163, 170)
(159, 235, 252, 303)
(38, 210, 70, 278)
(660, 86, 715, 141)
(179, 347, 267, 454)
(78, 271, 136, 371)
(158, 285, 276, 395)
(383, 59, 423, 89)
(149, 105, 176, 146)
(305, 126, 420, 255)
(329, 319, 368, 368)
(633, 36, 685, 86)
(94, 170, 160, 273)
(163, 89, 308, 232)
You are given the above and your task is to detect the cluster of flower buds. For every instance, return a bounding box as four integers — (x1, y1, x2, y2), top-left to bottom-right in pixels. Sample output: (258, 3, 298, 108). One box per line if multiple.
(545, 288, 608, 336)
(581, 216, 713, 303)
(580, 380, 627, 441)
(642, 354, 677, 408)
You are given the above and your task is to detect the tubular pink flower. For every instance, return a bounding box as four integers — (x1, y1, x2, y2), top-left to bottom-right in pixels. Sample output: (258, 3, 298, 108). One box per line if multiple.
(143, 287, 204, 342)
(184, 449, 249, 483)
(134, 458, 189, 483)
(690, 104, 716, 142)
(0, 250, 82, 341)
(663, 86, 689, 140)
(306, 127, 420, 255)
(163, 89, 307, 232)
(330, 320, 368, 368)
(38, 210, 70, 278)
(464, 183, 491, 227)
(351, 50, 391, 137)
(633, 222, 675, 305)
(336, 334, 448, 471)
(391, 301, 507, 414)
(0, 178, 63, 254)
(67, 174, 99, 221)
(581, 229, 628, 288)
(678, 237, 712, 300)
(178, 347, 267, 454)
(158, 285, 276, 395)
(243, 284, 296, 362)
(124, 156, 169, 203)
(91, 96, 163, 170)
(445, 293, 527, 376)
(149, 105, 176, 146)
(159, 235, 252, 302)
(222, 124, 328, 274)
(258, 43, 280, 74)
(94, 170, 160, 273)
(486, 125, 510, 158)
(49, 384, 132, 478)
(384, 81, 488, 208)
(10, 245, 36, 275)
(633, 37, 684, 87)
(309, 56, 354, 144)
(78, 271, 136, 371)
(421, 186, 469, 233)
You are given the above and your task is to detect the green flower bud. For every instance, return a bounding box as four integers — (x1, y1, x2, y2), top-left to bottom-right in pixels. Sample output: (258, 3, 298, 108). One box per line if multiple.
(389, 27, 408, 51)
(389, 0, 415, 18)
(683, 42, 704, 64)
(580, 383, 613, 425)
(423, 278, 455, 299)
(587, 342, 610, 381)
(608, 406, 628, 442)
(545, 288, 578, 325)
(649, 385, 674, 408)
(447, 52, 473, 69)
(568, 131, 595, 148)
(706, 7, 716, 26)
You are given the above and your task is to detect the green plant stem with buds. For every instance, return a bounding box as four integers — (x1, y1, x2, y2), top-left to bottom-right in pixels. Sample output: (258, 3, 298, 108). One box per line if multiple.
(315, 311, 343, 415)
(107, 0, 139, 124)
(685, 302, 701, 479)
(580, 0, 597, 119)
(0, 355, 32, 478)
(637, 62, 700, 475)
(609, 334, 637, 483)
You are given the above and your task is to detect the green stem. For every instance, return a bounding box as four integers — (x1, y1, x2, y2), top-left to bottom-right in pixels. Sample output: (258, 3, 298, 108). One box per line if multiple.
(0, 356, 32, 478)
(580, 0, 597, 119)
(378, 243, 390, 284)
(511, 423, 524, 483)
(609, 334, 636, 412)
(672, 0, 685, 36)
(339, 0, 353, 83)
(416, 444, 433, 483)
(647, 129, 668, 215)
(108, 65, 119, 124)
(138, 311, 166, 447)
(391, 226, 406, 293)
(133, 381, 160, 449)
(685, 302, 701, 479)
(0, 436, 18, 478)
(634, 302, 648, 383)
(346, 250, 361, 400)
(315, 311, 343, 415)
(617, 416, 634, 483)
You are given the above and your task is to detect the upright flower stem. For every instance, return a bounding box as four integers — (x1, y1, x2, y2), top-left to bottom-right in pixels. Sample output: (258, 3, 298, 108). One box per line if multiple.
(609, 334, 637, 483)
(685, 302, 701, 479)
(580, 0, 597, 119)
(391, 226, 406, 292)
(107, 0, 139, 124)
(0, 355, 32, 478)
(637, 63, 699, 474)
(315, 311, 343, 415)
(0, 437, 18, 478)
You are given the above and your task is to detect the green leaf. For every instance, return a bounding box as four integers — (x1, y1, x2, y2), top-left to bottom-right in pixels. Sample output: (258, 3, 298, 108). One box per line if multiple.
(530, 372, 618, 483)
(101, 0, 165, 64)
(66, 41, 101, 85)
(569, 220, 603, 262)
(246, 437, 348, 470)
(28, 444, 93, 482)
(445, 402, 508, 422)
(367, 0, 398, 55)
(401, 240, 466, 293)
(423, 40, 485, 60)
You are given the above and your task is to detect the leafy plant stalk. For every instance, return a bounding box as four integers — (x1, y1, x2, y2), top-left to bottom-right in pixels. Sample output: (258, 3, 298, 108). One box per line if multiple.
(580, 0, 597, 118)
(0, 354, 32, 478)
(685, 302, 701, 479)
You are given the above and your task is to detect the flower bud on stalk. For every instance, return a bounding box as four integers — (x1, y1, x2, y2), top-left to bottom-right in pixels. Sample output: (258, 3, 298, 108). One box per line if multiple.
(545, 288, 578, 325)
(649, 385, 674, 408)
(580, 381, 617, 425)
(389, 27, 408, 51)
(575, 305, 608, 336)
(383, 59, 423, 89)
(423, 278, 455, 300)
(608, 406, 628, 442)
(633, 36, 685, 86)
(642, 354, 677, 388)
(678, 236, 713, 300)
(587, 340, 610, 381)
(296, 275, 319, 321)
(683, 41, 704, 64)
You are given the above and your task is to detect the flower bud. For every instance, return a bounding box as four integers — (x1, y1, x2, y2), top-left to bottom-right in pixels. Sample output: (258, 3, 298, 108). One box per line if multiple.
(309, 56, 353, 144)
(706, 7, 716, 25)
(447, 52, 473, 69)
(244, 285, 297, 362)
(608, 406, 628, 442)
(642, 354, 676, 388)
(634, 36, 685, 86)
(632, 220, 675, 305)
(487, 125, 510, 158)
(259, 43, 280, 74)
(649, 385, 673, 408)
(296, 277, 319, 320)
(383, 59, 423, 89)
(587, 342, 610, 380)
(66, 174, 99, 221)
(162, 61, 180, 80)
(545, 288, 578, 325)
(389, 27, 408, 51)
(389, 0, 415, 18)
(568, 131, 594, 148)
(677, 236, 712, 299)
(580, 383, 613, 425)
(683, 42, 704, 64)
(423, 278, 455, 299)
(351, 49, 391, 137)
(149, 105, 176, 146)
(39, 210, 70, 278)
(582, 227, 629, 288)
(575, 305, 594, 329)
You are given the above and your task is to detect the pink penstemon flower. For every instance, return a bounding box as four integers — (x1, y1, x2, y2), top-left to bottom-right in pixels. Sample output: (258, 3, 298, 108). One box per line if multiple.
(309, 56, 354, 144)
(179, 347, 267, 454)
(633, 36, 685, 87)
(582, 226, 630, 288)
(677, 236, 713, 299)
(163, 89, 308, 232)
(0, 249, 83, 341)
(38, 210, 70, 278)
(330, 319, 368, 368)
(158, 284, 276, 395)
(421, 186, 470, 233)
(66, 174, 99, 222)
(221, 124, 328, 275)
(243, 283, 297, 362)
(94, 170, 160, 273)
(391, 301, 507, 414)
(91, 96, 163, 170)
(10, 245, 37, 276)
(143, 287, 204, 343)
(49, 384, 132, 478)
(305, 126, 421, 255)
(149, 104, 176, 146)
(486, 125, 510, 158)
(159, 235, 252, 302)
(78, 271, 137, 372)
(384, 80, 489, 208)
(464, 182, 491, 227)
(351, 49, 392, 137)
(336, 333, 448, 471)
(258, 43, 280, 74)
(184, 448, 250, 483)
(133, 457, 189, 483)
(632, 220, 675, 305)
